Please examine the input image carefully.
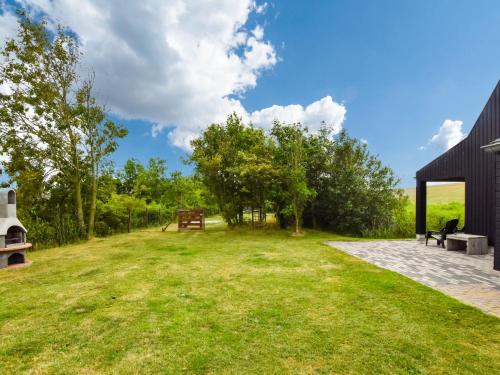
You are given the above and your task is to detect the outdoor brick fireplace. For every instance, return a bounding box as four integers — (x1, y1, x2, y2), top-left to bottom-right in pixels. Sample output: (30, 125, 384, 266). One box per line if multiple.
(0, 189, 31, 269)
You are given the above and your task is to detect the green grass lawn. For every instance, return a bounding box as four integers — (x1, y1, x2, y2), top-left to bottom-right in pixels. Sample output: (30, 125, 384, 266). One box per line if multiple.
(1, 225, 499, 374)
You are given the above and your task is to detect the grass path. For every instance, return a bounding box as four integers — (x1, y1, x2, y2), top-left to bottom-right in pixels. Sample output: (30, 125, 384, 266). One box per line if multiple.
(0, 225, 499, 374)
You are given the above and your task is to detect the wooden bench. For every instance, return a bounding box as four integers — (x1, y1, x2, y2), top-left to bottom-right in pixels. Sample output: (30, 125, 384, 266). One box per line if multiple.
(446, 233, 488, 255)
(177, 208, 205, 231)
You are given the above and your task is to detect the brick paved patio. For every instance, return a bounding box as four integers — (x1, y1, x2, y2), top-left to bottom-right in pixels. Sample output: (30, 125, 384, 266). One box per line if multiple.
(325, 240, 500, 316)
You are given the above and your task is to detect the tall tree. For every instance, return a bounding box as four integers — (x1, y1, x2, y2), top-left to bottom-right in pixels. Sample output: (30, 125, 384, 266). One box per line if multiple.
(303, 125, 332, 229)
(117, 159, 141, 196)
(271, 122, 315, 234)
(134, 158, 168, 202)
(191, 113, 274, 226)
(0, 14, 86, 234)
(306, 130, 404, 235)
(76, 76, 127, 238)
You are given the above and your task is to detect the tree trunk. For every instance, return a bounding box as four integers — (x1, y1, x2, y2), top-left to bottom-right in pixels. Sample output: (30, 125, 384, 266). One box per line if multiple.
(87, 163, 97, 239)
(65, 88, 86, 238)
(159, 209, 162, 225)
(238, 207, 243, 225)
(68, 133, 85, 237)
(294, 201, 299, 234)
(311, 200, 317, 229)
(74, 176, 85, 236)
(128, 208, 132, 233)
(277, 204, 287, 229)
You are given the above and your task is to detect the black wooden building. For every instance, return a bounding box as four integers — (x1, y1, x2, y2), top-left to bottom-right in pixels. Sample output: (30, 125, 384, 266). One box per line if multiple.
(415, 81, 500, 271)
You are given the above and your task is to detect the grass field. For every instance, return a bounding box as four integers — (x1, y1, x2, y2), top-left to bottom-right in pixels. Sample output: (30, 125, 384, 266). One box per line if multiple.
(1, 224, 499, 374)
(403, 183, 466, 231)
(404, 182, 465, 204)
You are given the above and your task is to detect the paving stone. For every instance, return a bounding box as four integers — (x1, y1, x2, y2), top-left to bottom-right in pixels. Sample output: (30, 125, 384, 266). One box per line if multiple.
(326, 240, 500, 316)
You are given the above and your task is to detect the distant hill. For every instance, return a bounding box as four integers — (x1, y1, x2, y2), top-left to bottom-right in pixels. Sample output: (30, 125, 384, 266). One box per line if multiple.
(404, 183, 464, 204)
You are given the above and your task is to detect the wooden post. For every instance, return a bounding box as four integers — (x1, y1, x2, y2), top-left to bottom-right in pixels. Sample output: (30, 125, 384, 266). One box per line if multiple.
(415, 179, 427, 239)
(495, 153, 500, 270)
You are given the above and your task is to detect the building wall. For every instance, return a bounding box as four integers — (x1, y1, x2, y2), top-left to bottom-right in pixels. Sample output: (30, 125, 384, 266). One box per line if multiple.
(416, 81, 500, 270)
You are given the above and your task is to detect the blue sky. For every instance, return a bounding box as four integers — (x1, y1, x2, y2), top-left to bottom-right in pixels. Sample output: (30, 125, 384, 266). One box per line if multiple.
(2, 1, 500, 187)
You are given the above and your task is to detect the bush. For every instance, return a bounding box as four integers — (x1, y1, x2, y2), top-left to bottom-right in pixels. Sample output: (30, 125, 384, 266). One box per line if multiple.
(426, 202, 465, 231)
(19, 213, 80, 249)
(21, 218, 56, 249)
(362, 201, 465, 239)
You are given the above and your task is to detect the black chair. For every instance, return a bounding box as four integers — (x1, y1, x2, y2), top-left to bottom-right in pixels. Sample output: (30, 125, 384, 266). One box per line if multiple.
(425, 219, 459, 248)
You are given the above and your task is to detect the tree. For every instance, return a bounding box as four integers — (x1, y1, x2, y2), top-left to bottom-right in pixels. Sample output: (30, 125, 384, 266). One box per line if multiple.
(117, 159, 141, 195)
(107, 194, 146, 233)
(161, 171, 217, 220)
(303, 125, 332, 229)
(134, 158, 168, 202)
(271, 122, 315, 234)
(305, 130, 404, 235)
(190, 113, 275, 226)
(0, 14, 87, 234)
(1, 14, 129, 241)
(76, 76, 127, 238)
(235, 131, 276, 224)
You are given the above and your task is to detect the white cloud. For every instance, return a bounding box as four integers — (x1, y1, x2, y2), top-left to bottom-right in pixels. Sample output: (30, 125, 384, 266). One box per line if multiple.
(244, 35, 276, 71)
(360, 138, 368, 144)
(2, 0, 346, 151)
(249, 96, 346, 134)
(254, 1, 268, 14)
(252, 25, 264, 40)
(429, 119, 465, 151)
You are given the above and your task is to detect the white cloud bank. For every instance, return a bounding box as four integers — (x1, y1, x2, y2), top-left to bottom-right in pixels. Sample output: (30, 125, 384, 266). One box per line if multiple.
(248, 96, 346, 133)
(430, 119, 465, 151)
(419, 119, 466, 151)
(1, 0, 346, 151)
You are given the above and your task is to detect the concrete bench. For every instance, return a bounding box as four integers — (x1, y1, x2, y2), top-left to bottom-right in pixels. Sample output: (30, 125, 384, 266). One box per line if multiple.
(446, 233, 488, 255)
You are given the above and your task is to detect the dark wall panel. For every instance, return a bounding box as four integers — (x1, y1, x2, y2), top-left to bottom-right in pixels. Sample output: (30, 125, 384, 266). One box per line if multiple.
(496, 152, 500, 270)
